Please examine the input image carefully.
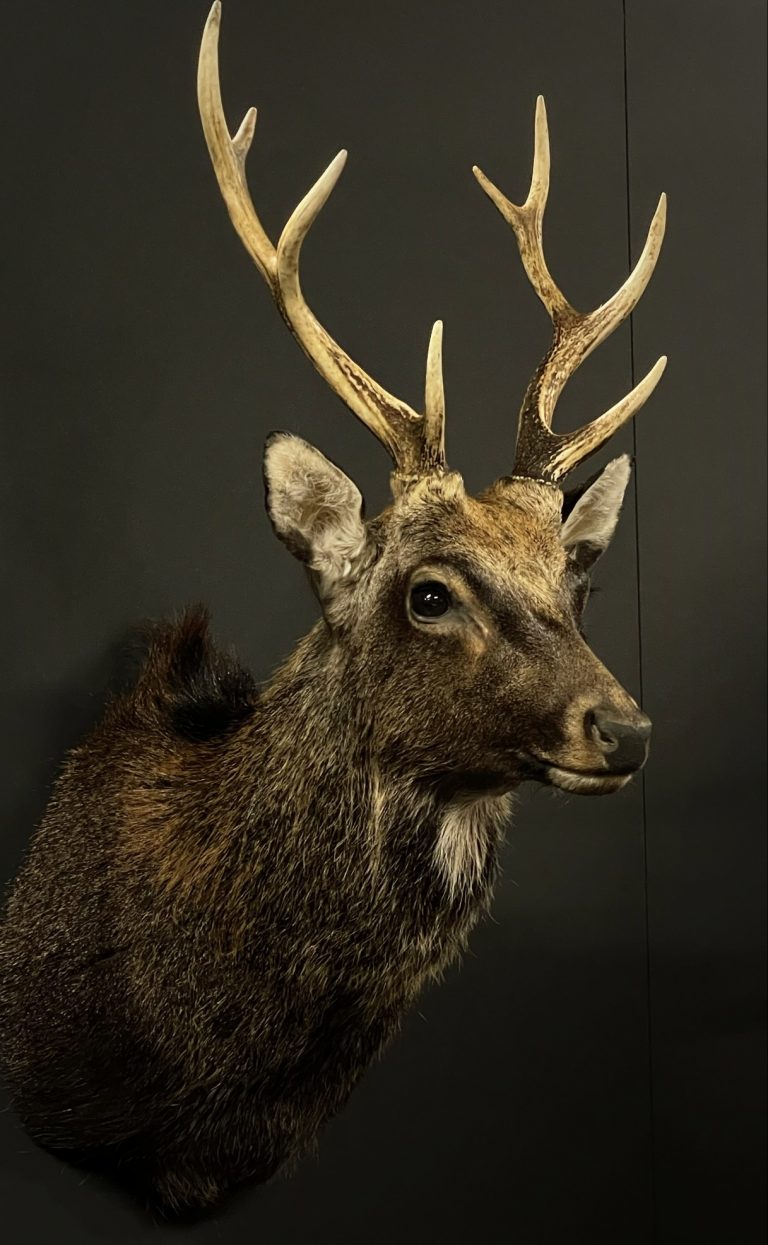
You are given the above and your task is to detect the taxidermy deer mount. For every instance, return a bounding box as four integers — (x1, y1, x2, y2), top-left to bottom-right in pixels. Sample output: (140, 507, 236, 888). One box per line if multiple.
(0, 0, 666, 1219)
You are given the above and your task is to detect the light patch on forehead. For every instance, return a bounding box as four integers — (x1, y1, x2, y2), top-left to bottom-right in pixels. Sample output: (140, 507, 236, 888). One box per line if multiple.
(466, 485, 568, 614)
(495, 476, 564, 519)
(388, 472, 569, 620)
(392, 470, 467, 516)
(434, 792, 512, 900)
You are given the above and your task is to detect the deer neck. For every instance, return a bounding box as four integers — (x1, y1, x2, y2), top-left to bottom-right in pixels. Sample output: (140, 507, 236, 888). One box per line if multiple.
(249, 621, 512, 916)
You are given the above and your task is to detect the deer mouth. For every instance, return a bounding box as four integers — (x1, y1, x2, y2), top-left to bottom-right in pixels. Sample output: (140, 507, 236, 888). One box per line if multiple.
(523, 754, 633, 796)
(542, 764, 632, 796)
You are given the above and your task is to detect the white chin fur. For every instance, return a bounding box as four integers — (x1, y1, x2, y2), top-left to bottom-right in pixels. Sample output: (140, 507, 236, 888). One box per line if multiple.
(545, 766, 631, 796)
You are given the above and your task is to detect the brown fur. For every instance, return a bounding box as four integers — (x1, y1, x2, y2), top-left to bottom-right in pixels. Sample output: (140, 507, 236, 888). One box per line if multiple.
(0, 469, 647, 1216)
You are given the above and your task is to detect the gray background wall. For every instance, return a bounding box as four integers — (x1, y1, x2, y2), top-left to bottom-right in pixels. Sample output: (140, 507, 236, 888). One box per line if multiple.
(0, 1, 764, 1242)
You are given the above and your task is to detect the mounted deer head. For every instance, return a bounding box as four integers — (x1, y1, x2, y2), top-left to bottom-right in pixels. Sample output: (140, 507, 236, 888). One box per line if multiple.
(0, 6, 670, 1219)
(198, 0, 665, 797)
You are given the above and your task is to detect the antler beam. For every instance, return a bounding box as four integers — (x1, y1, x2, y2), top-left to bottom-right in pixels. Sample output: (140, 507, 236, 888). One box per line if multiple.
(198, 1, 445, 490)
(473, 96, 667, 484)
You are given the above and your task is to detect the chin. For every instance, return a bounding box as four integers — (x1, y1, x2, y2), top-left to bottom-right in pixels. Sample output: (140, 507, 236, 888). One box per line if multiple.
(544, 766, 634, 796)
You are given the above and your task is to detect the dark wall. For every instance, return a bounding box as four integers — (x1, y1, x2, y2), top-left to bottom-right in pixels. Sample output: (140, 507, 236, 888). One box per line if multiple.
(627, 3, 767, 1238)
(0, 2, 764, 1242)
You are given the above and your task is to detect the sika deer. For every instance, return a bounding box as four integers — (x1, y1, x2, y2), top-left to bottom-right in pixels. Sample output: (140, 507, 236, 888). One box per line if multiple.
(0, 1, 666, 1217)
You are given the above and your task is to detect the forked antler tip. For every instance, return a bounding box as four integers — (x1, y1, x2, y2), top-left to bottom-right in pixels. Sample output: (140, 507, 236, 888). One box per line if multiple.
(472, 95, 550, 222)
(199, 6, 435, 491)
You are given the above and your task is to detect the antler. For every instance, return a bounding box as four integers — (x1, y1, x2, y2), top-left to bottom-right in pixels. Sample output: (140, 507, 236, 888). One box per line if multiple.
(197, 1, 445, 492)
(473, 97, 667, 484)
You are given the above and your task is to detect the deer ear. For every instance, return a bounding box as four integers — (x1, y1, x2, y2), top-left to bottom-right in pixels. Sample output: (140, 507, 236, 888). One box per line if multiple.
(560, 454, 632, 570)
(263, 433, 372, 600)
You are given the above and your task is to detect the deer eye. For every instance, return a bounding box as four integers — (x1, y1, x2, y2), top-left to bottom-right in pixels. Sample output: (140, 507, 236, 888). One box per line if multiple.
(410, 581, 453, 619)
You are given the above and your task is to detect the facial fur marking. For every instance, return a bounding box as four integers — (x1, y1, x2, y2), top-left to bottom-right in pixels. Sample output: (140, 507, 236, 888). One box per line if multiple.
(434, 793, 512, 901)
(366, 761, 386, 879)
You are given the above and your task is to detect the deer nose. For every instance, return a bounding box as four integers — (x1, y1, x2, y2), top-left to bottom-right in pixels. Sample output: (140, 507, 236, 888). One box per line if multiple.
(585, 707, 652, 773)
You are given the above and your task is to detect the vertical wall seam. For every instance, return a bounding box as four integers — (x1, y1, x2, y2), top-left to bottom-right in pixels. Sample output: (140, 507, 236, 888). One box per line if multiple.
(622, 0, 657, 1239)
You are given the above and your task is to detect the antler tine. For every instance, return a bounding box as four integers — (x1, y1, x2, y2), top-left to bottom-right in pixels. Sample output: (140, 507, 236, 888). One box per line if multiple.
(549, 355, 667, 478)
(423, 320, 446, 462)
(473, 97, 570, 322)
(275, 156, 446, 477)
(198, 2, 445, 491)
(197, 6, 275, 288)
(473, 96, 667, 483)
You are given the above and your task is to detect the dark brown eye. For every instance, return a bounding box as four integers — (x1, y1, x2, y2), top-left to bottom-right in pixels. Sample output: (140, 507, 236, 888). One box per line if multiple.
(410, 581, 452, 619)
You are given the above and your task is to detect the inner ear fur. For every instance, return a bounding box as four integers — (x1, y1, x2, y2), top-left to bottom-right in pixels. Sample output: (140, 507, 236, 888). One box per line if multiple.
(263, 433, 372, 595)
(560, 454, 632, 567)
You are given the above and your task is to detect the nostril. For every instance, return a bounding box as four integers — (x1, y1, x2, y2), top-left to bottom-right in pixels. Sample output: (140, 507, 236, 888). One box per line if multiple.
(584, 709, 619, 751)
(586, 706, 652, 772)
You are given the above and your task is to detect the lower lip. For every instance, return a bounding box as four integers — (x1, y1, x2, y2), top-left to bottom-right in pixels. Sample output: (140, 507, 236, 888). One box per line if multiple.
(525, 752, 641, 780)
(544, 765, 632, 794)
